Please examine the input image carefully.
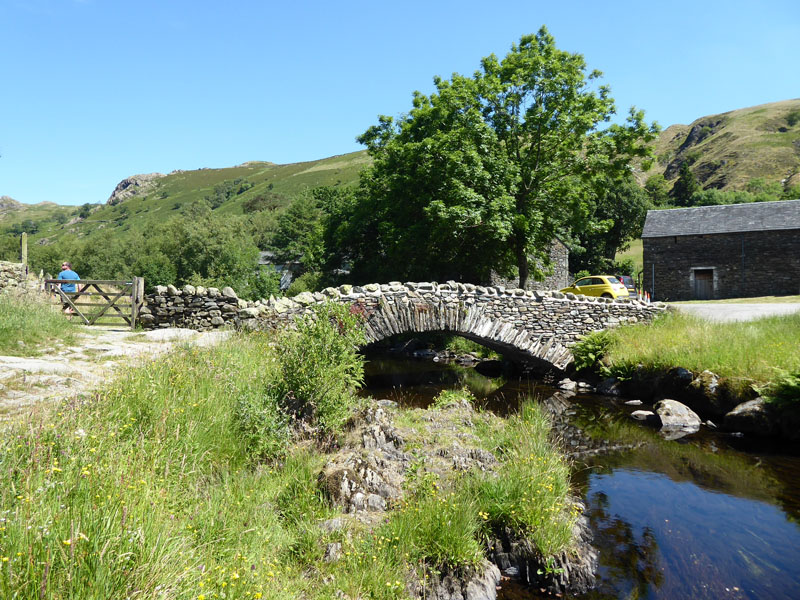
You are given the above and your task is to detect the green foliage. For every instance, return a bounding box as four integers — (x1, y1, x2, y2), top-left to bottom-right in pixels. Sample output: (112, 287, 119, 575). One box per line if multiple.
(755, 369, 800, 406)
(274, 303, 366, 433)
(612, 257, 637, 278)
(205, 178, 253, 208)
(431, 387, 474, 410)
(671, 162, 701, 206)
(644, 174, 671, 206)
(345, 27, 657, 286)
(746, 177, 783, 196)
(247, 266, 282, 299)
(787, 109, 800, 127)
(242, 191, 287, 213)
(286, 271, 324, 295)
(8, 219, 39, 235)
(569, 174, 650, 273)
(272, 192, 325, 273)
(571, 330, 614, 372)
(76, 203, 95, 219)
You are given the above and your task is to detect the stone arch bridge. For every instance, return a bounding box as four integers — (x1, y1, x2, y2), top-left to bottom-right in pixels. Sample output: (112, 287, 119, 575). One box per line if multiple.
(141, 281, 665, 372)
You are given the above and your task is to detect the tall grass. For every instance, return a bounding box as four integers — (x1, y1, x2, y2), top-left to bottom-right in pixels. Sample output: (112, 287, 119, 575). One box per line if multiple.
(469, 400, 576, 556)
(587, 311, 800, 390)
(0, 294, 80, 355)
(0, 319, 364, 599)
(0, 315, 576, 599)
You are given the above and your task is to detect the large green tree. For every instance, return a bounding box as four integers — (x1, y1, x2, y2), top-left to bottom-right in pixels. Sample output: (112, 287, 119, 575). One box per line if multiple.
(349, 27, 658, 286)
(569, 174, 650, 273)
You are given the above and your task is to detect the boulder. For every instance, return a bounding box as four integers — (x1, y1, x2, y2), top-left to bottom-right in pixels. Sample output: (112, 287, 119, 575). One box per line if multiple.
(596, 377, 623, 397)
(654, 399, 701, 439)
(724, 398, 777, 436)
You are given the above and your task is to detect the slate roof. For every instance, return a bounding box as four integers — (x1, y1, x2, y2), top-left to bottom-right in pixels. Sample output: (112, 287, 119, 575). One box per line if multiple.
(641, 199, 800, 238)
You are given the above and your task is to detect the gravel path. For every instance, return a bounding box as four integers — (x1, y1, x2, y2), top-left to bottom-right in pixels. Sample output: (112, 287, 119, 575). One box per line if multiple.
(0, 327, 231, 419)
(670, 303, 800, 322)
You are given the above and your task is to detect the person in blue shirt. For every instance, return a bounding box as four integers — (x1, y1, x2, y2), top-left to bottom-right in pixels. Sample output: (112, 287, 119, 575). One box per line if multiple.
(57, 261, 80, 314)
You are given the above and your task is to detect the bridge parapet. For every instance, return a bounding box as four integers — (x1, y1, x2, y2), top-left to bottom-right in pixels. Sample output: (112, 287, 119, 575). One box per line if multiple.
(141, 281, 665, 371)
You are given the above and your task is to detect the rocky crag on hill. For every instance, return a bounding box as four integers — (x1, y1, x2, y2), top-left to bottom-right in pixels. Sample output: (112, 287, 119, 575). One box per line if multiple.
(646, 98, 800, 191)
(106, 172, 166, 205)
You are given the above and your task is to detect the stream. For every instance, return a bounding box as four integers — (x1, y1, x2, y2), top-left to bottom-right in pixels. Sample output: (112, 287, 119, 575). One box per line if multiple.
(361, 354, 800, 600)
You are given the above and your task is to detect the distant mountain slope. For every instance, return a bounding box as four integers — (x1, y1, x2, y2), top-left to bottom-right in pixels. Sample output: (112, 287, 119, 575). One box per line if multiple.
(644, 99, 800, 190)
(0, 151, 370, 248)
(4, 100, 800, 249)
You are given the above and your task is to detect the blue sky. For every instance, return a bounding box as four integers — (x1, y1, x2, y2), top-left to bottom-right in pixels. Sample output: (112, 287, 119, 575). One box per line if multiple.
(1, 0, 798, 206)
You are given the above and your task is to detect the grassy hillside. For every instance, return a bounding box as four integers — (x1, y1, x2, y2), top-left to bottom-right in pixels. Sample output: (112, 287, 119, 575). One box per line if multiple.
(641, 99, 800, 191)
(0, 151, 369, 252)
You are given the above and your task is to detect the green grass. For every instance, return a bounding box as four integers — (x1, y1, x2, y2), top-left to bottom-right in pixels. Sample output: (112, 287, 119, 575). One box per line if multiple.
(0, 294, 81, 355)
(588, 310, 800, 392)
(469, 399, 576, 556)
(615, 238, 643, 275)
(0, 327, 576, 599)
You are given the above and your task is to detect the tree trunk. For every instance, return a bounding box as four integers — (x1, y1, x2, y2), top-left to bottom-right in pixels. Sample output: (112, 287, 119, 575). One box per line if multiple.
(516, 235, 529, 289)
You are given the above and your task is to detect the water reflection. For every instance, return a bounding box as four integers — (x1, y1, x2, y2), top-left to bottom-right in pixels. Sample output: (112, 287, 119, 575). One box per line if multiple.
(580, 469, 800, 600)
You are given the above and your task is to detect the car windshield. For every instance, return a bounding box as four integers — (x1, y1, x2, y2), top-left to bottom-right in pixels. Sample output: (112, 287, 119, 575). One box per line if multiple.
(616, 276, 633, 286)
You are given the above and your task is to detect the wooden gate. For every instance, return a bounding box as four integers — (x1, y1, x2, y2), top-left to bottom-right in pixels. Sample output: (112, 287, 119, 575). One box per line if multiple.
(45, 277, 145, 329)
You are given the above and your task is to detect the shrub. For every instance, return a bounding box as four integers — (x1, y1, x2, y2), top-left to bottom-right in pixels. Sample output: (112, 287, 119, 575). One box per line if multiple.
(756, 369, 800, 406)
(275, 302, 366, 433)
(571, 330, 613, 372)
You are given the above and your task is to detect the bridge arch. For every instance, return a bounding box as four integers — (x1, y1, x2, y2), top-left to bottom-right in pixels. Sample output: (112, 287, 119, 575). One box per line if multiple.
(359, 294, 574, 371)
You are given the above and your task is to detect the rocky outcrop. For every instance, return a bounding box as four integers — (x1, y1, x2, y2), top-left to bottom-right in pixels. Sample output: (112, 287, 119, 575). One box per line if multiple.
(106, 173, 165, 205)
(318, 406, 409, 514)
(317, 398, 599, 598)
(0, 196, 22, 215)
(594, 367, 798, 441)
(410, 562, 502, 600)
(489, 503, 598, 596)
(723, 398, 777, 436)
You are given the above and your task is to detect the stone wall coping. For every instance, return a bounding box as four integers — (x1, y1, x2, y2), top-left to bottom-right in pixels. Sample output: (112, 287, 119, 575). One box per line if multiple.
(145, 281, 665, 312)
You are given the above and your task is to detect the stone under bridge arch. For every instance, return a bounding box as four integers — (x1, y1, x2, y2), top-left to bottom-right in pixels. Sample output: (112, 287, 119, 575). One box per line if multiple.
(359, 294, 574, 371)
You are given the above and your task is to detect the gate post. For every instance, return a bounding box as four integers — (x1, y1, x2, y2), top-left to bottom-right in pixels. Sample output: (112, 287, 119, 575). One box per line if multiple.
(131, 276, 144, 330)
(20, 233, 27, 267)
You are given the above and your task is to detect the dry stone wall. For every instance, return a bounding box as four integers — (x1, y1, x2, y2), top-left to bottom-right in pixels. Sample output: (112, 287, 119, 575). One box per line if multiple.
(140, 281, 666, 371)
(0, 261, 41, 295)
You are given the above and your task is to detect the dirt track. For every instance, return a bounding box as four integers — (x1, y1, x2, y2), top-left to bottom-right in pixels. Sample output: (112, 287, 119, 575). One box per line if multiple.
(0, 327, 230, 419)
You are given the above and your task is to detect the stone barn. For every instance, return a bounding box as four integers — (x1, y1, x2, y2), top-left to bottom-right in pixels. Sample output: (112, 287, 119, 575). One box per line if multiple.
(642, 199, 800, 301)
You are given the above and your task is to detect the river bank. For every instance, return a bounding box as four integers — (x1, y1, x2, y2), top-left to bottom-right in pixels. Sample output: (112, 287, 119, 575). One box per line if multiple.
(361, 353, 800, 599)
(566, 310, 800, 443)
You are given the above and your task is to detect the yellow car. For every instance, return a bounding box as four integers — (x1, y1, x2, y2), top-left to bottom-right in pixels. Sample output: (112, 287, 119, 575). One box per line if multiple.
(560, 275, 629, 299)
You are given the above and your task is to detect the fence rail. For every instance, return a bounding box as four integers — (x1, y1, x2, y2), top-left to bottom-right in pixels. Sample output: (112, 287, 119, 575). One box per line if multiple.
(44, 277, 145, 330)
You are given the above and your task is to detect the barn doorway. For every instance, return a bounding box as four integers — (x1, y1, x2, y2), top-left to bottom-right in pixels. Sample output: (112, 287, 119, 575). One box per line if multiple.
(693, 269, 714, 300)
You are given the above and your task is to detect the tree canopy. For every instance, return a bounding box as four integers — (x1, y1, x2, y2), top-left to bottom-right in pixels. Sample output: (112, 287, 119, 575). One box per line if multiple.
(345, 27, 658, 286)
